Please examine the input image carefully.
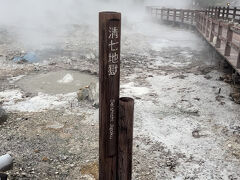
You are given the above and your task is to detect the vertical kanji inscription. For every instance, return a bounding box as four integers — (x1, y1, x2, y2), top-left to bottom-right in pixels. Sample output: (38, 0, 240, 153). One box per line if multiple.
(99, 12, 121, 180)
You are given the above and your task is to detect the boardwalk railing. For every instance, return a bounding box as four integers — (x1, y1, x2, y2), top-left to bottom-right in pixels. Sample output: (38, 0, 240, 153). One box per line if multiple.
(147, 6, 240, 74)
(205, 6, 240, 23)
(146, 6, 205, 25)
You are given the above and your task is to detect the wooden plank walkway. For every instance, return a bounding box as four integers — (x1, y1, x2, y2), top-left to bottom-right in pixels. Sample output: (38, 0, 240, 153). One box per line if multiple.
(146, 6, 240, 75)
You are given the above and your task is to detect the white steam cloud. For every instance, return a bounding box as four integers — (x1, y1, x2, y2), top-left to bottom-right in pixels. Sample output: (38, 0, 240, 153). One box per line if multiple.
(0, 0, 191, 50)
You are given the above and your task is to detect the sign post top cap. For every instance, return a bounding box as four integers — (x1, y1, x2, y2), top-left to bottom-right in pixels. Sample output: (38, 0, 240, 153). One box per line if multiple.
(99, 11, 121, 20)
(100, 11, 121, 14)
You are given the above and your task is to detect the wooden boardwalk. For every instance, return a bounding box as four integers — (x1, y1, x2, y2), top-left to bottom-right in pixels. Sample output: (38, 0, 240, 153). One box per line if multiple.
(146, 6, 240, 74)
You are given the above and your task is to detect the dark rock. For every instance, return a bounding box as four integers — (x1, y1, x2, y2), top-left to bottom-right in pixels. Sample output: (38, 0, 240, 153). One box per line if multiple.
(204, 75, 212, 80)
(230, 92, 240, 104)
(0, 107, 8, 124)
(192, 130, 201, 138)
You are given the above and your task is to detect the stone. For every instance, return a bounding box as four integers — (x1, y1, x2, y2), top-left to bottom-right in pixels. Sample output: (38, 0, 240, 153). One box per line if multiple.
(77, 87, 89, 101)
(42, 157, 49, 162)
(46, 122, 64, 130)
(0, 154, 13, 172)
(230, 92, 240, 104)
(77, 82, 99, 107)
(0, 107, 8, 124)
(192, 130, 201, 138)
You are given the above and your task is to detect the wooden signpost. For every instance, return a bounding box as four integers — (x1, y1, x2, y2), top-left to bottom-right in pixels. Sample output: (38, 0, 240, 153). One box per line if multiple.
(99, 11, 121, 180)
(118, 98, 134, 180)
(99, 12, 134, 180)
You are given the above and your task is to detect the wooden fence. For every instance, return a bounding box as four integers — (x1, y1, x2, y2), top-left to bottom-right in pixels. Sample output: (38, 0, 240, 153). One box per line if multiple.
(205, 6, 240, 23)
(147, 6, 240, 74)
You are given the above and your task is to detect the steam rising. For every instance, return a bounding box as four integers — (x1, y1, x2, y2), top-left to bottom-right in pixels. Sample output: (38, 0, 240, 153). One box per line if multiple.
(0, 0, 191, 50)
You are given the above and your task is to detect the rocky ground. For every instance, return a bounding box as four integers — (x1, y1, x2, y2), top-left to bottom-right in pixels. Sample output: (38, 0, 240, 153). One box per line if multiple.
(0, 19, 240, 180)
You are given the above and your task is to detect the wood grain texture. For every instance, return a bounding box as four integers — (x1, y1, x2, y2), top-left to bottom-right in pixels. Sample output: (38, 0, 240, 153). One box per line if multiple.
(237, 51, 240, 68)
(99, 11, 121, 180)
(225, 24, 233, 56)
(118, 97, 134, 180)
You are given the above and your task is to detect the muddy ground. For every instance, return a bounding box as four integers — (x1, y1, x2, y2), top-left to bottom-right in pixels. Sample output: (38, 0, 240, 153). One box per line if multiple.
(0, 20, 240, 180)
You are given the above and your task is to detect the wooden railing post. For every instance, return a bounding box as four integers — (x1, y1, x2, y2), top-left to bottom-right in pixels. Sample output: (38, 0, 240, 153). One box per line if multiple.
(206, 7, 209, 15)
(167, 9, 170, 21)
(210, 21, 215, 42)
(99, 11, 121, 180)
(118, 97, 134, 180)
(204, 15, 207, 34)
(201, 14, 204, 32)
(233, 7, 237, 21)
(206, 16, 210, 37)
(222, 7, 226, 19)
(215, 7, 218, 18)
(161, 9, 163, 20)
(216, 21, 222, 48)
(199, 14, 202, 31)
(224, 24, 233, 56)
(226, 6, 229, 20)
(173, 9, 176, 22)
(211, 6, 214, 17)
(218, 7, 221, 18)
(191, 11, 194, 25)
(237, 51, 240, 68)
(181, 10, 184, 23)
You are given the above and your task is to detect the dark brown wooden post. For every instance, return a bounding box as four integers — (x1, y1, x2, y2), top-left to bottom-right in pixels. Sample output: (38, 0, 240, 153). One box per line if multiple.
(233, 7, 237, 21)
(210, 21, 215, 42)
(206, 17, 210, 37)
(216, 21, 223, 48)
(202, 15, 205, 32)
(201, 14, 204, 31)
(198, 14, 201, 31)
(181, 10, 184, 23)
(226, 6, 229, 20)
(237, 51, 240, 68)
(99, 12, 121, 180)
(118, 97, 134, 180)
(218, 7, 221, 18)
(215, 7, 218, 18)
(224, 24, 233, 56)
(187, 10, 189, 21)
(222, 7, 226, 19)
(167, 9, 170, 21)
(211, 6, 214, 17)
(204, 15, 207, 34)
(173, 9, 176, 22)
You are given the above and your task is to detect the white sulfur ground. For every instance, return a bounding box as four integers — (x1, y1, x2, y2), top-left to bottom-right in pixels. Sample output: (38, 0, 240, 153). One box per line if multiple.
(0, 19, 240, 179)
(122, 71, 240, 179)
(0, 89, 77, 112)
(57, 73, 74, 84)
